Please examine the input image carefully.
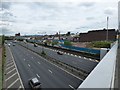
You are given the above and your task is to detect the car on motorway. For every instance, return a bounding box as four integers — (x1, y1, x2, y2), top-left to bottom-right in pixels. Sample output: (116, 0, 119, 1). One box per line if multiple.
(29, 77, 41, 89)
(34, 44, 37, 47)
(13, 44, 15, 46)
(8, 44, 11, 47)
(57, 51, 63, 55)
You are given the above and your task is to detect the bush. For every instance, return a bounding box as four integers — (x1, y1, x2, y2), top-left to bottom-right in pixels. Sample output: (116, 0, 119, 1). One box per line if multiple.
(64, 41, 72, 46)
(52, 41, 58, 46)
(92, 41, 111, 48)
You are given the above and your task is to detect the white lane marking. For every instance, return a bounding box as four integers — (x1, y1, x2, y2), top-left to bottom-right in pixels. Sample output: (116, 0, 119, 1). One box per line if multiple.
(7, 68, 16, 74)
(89, 58, 92, 60)
(71, 54, 73, 56)
(7, 78, 19, 88)
(69, 85, 74, 89)
(67, 53, 70, 55)
(23, 59, 26, 61)
(6, 60, 13, 64)
(38, 62, 41, 64)
(95, 60, 99, 62)
(61, 52, 64, 53)
(8, 46, 25, 88)
(48, 69, 52, 73)
(24, 45, 84, 81)
(28, 64, 30, 67)
(6, 62, 14, 67)
(17, 86, 22, 90)
(74, 55, 78, 57)
(36, 74, 40, 78)
(6, 64, 15, 70)
(5, 72, 17, 81)
(32, 57, 33, 59)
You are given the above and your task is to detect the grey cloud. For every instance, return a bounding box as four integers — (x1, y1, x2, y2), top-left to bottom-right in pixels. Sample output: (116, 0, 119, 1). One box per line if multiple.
(1, 13, 13, 21)
(32, 2, 58, 9)
(1, 2, 11, 9)
(104, 9, 113, 15)
(76, 26, 89, 29)
(1, 27, 14, 35)
(3, 11, 13, 16)
(0, 7, 15, 22)
(86, 17, 95, 20)
(79, 2, 96, 8)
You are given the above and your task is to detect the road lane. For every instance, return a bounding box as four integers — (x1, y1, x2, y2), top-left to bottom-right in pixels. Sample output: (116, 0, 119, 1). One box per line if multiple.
(9, 42, 83, 89)
(19, 42, 98, 73)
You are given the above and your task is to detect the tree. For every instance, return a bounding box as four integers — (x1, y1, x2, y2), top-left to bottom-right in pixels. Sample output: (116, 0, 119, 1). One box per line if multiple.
(66, 32, 71, 36)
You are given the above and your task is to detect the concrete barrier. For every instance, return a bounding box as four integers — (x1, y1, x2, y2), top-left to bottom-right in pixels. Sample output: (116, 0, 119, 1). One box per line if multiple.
(78, 41, 118, 88)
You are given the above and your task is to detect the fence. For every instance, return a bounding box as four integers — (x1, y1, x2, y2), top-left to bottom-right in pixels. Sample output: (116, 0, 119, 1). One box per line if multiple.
(60, 44, 100, 54)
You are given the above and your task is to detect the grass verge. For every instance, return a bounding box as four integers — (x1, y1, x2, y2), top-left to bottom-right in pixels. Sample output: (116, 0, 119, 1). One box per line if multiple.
(1, 46, 5, 89)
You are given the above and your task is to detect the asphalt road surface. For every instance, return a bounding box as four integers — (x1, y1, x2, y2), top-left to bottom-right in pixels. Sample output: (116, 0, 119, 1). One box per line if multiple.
(8, 42, 83, 89)
(4, 45, 24, 89)
(19, 42, 98, 73)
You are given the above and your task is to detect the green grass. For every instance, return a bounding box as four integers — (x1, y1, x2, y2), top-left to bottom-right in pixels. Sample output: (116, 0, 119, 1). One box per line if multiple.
(0, 48, 2, 89)
(0, 46, 5, 89)
(91, 41, 112, 48)
(0, 36, 2, 89)
(64, 41, 72, 46)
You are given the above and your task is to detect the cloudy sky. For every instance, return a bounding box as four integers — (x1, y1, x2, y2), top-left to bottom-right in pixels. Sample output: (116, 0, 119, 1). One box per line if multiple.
(0, 0, 119, 36)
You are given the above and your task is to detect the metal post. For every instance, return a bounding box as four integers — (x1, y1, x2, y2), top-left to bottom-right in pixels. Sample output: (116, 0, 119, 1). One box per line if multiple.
(59, 31, 60, 40)
(106, 16, 109, 41)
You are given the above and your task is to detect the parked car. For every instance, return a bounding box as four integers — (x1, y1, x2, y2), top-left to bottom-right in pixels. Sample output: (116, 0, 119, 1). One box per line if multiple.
(29, 77, 41, 89)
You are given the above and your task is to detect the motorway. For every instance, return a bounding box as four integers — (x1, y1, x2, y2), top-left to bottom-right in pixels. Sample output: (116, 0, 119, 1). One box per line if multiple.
(4, 46, 24, 89)
(8, 42, 83, 89)
(18, 42, 98, 73)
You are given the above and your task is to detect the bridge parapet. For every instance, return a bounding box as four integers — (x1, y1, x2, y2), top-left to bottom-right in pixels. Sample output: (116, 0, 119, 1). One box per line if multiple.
(78, 41, 118, 89)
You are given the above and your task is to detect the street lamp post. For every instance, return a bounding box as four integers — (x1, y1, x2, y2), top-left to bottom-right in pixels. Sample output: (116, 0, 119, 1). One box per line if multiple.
(106, 16, 109, 41)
